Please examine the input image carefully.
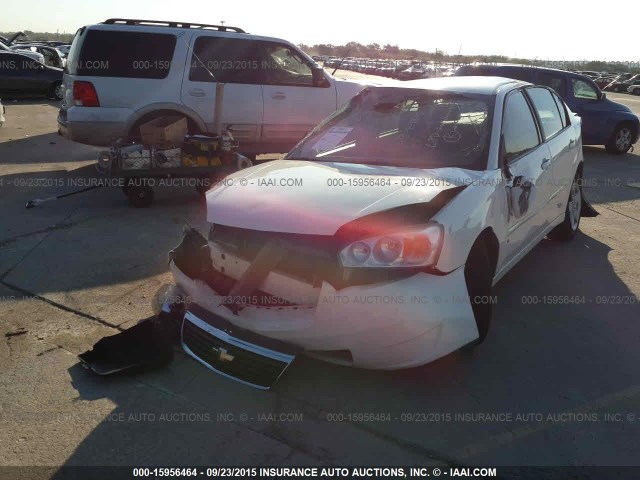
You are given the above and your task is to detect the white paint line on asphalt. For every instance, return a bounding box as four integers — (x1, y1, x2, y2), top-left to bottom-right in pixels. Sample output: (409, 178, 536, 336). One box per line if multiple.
(454, 384, 640, 460)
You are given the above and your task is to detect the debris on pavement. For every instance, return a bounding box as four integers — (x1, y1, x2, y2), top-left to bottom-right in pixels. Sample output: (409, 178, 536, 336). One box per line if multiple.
(78, 310, 181, 376)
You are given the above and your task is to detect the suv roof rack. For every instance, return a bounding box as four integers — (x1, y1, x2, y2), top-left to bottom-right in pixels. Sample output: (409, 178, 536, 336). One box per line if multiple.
(102, 18, 246, 33)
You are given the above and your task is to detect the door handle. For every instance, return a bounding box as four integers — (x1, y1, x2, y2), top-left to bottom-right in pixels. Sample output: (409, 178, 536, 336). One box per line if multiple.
(569, 138, 576, 146)
(188, 88, 205, 97)
(271, 92, 286, 100)
(541, 158, 551, 170)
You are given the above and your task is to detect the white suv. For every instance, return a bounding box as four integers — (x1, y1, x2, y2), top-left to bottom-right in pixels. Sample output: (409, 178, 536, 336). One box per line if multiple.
(58, 18, 374, 155)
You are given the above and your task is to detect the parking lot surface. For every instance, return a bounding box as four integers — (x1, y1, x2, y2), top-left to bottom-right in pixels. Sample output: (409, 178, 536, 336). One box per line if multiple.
(1, 91, 639, 474)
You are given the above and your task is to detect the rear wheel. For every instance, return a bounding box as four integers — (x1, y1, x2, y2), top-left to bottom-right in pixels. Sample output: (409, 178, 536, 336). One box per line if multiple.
(50, 81, 64, 100)
(464, 242, 493, 345)
(549, 170, 582, 241)
(605, 123, 634, 154)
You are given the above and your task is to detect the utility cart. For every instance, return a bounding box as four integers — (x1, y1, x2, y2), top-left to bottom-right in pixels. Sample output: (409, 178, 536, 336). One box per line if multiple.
(97, 118, 252, 207)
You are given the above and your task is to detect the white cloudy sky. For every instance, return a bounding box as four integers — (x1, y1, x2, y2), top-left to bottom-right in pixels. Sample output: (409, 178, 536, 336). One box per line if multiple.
(0, 0, 634, 61)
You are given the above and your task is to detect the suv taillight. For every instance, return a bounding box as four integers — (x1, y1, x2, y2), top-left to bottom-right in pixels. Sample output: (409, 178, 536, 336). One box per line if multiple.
(73, 81, 100, 107)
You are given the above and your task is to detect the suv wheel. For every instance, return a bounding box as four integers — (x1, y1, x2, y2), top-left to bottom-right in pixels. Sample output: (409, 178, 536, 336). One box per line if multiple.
(605, 124, 634, 154)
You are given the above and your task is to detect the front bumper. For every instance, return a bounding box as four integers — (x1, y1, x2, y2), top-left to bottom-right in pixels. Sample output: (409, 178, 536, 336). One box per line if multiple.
(181, 304, 299, 389)
(168, 232, 479, 371)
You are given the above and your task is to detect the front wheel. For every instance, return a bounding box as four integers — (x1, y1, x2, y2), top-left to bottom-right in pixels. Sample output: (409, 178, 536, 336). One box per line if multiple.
(549, 171, 582, 241)
(605, 124, 634, 154)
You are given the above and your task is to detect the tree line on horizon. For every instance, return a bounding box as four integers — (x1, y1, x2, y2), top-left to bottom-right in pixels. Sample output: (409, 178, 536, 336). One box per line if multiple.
(299, 41, 640, 74)
(2, 32, 636, 73)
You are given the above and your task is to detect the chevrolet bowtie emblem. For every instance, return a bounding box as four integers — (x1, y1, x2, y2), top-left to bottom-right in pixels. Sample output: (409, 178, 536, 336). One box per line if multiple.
(212, 346, 235, 362)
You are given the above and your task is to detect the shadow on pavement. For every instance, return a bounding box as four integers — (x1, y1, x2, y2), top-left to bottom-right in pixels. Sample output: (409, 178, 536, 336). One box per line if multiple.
(51, 229, 640, 468)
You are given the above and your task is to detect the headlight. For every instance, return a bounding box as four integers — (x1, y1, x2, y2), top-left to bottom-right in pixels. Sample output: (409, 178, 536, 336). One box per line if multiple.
(339, 224, 443, 268)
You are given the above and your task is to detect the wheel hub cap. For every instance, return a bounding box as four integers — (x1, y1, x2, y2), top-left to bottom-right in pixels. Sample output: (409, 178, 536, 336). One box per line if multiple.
(616, 128, 632, 150)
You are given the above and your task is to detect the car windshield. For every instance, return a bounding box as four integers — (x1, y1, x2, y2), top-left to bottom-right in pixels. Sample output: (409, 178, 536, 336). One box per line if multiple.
(287, 87, 494, 170)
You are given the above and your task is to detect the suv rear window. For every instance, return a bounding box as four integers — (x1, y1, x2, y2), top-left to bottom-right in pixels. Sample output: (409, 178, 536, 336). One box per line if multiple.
(73, 30, 175, 79)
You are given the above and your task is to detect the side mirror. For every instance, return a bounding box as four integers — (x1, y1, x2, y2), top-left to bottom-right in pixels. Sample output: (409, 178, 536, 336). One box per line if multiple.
(600, 92, 606, 100)
(312, 66, 330, 88)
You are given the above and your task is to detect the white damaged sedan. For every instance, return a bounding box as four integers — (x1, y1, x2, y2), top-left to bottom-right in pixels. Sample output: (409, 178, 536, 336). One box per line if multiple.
(163, 76, 593, 388)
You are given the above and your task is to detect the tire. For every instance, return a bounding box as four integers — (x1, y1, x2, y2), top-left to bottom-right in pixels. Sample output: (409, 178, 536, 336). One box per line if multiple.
(50, 81, 64, 100)
(549, 170, 582, 241)
(126, 185, 154, 207)
(605, 123, 634, 154)
(464, 242, 493, 345)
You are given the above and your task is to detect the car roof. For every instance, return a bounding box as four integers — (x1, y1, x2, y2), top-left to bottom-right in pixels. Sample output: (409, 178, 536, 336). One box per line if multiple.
(85, 22, 289, 45)
(458, 63, 593, 81)
(390, 76, 525, 94)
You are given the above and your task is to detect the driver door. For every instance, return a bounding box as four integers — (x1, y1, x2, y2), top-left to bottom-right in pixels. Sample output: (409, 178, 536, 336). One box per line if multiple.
(569, 78, 604, 143)
(260, 42, 335, 147)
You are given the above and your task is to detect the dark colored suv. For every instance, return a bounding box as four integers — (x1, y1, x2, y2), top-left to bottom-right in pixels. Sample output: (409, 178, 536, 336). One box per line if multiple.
(456, 64, 639, 154)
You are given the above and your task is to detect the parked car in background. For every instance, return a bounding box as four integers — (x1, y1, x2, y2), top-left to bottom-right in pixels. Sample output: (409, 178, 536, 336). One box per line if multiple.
(162, 77, 589, 388)
(603, 73, 635, 92)
(11, 44, 66, 68)
(594, 75, 616, 89)
(57, 44, 71, 56)
(456, 64, 640, 154)
(608, 74, 640, 93)
(59, 18, 380, 154)
(0, 51, 64, 99)
(397, 64, 433, 80)
(0, 41, 44, 64)
(627, 84, 640, 95)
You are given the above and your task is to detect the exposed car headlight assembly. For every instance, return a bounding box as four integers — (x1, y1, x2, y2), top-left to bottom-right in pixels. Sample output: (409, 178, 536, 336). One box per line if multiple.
(339, 224, 443, 268)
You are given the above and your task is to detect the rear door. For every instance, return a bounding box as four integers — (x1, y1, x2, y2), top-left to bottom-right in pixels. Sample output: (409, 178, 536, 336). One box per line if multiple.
(524, 87, 574, 224)
(0, 53, 22, 92)
(259, 41, 336, 146)
(500, 89, 552, 265)
(181, 35, 263, 144)
(7, 53, 43, 92)
(536, 71, 568, 99)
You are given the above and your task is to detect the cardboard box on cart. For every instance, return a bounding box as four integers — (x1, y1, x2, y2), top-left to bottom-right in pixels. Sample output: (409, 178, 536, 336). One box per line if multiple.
(139, 116, 188, 148)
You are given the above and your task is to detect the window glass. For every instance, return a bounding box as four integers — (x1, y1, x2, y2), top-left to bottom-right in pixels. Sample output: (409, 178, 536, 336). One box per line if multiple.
(526, 88, 564, 139)
(497, 67, 532, 82)
(572, 79, 599, 99)
(538, 72, 566, 96)
(550, 91, 568, 128)
(190, 37, 260, 84)
(260, 43, 312, 86)
(0, 53, 41, 72)
(286, 88, 493, 170)
(75, 30, 175, 79)
(502, 91, 539, 161)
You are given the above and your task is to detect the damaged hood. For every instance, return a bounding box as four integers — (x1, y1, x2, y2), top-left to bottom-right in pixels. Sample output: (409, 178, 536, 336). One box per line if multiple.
(206, 160, 479, 235)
